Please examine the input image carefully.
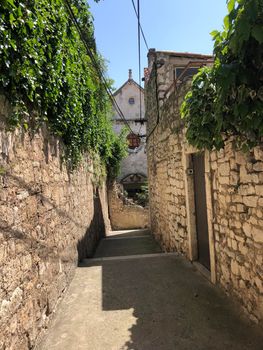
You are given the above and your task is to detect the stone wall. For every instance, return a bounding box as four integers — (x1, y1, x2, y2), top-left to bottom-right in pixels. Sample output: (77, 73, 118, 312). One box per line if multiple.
(0, 97, 110, 349)
(108, 183, 149, 230)
(145, 51, 263, 325)
(210, 142, 263, 323)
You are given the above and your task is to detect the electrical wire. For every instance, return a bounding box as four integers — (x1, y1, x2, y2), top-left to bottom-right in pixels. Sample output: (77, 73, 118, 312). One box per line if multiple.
(63, 0, 134, 135)
(131, 0, 149, 50)
(137, 0, 142, 122)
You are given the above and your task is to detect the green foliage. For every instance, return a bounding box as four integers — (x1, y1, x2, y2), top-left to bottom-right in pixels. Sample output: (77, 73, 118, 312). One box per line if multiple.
(135, 182, 149, 207)
(181, 0, 263, 150)
(181, 67, 221, 150)
(0, 0, 127, 173)
(106, 128, 128, 179)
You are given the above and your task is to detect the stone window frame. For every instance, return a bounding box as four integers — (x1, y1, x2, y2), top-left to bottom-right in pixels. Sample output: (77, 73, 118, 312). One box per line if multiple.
(182, 145, 216, 284)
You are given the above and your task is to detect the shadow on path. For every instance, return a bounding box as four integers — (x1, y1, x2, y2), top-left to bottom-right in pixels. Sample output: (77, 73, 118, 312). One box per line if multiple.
(39, 231, 263, 350)
(95, 255, 263, 350)
(77, 190, 106, 261)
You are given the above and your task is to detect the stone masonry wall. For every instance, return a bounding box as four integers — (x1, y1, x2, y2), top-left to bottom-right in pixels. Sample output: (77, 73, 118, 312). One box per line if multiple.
(0, 96, 110, 349)
(146, 62, 189, 255)
(108, 182, 149, 230)
(210, 141, 263, 323)
(146, 51, 263, 324)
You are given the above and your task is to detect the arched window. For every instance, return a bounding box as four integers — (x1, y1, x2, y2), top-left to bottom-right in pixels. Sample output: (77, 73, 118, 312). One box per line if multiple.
(127, 133, 140, 149)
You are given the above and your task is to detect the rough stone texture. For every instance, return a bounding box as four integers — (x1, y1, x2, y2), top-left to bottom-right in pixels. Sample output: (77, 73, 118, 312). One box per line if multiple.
(108, 183, 149, 230)
(146, 56, 190, 256)
(145, 50, 263, 325)
(211, 142, 263, 324)
(0, 96, 110, 349)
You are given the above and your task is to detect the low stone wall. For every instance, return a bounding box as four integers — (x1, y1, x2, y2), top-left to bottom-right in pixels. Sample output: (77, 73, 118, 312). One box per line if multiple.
(108, 183, 149, 230)
(145, 52, 263, 325)
(0, 97, 110, 349)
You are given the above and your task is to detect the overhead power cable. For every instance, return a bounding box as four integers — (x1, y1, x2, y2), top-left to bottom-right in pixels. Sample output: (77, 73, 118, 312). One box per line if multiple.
(63, 0, 135, 135)
(131, 0, 149, 50)
(137, 0, 142, 122)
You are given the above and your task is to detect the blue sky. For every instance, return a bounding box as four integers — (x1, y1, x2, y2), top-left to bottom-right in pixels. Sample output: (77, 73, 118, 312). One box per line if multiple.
(89, 0, 228, 89)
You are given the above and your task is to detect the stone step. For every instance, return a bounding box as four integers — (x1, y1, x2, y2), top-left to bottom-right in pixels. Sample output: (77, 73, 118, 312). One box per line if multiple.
(106, 228, 150, 239)
(92, 234, 162, 259)
(80, 252, 178, 265)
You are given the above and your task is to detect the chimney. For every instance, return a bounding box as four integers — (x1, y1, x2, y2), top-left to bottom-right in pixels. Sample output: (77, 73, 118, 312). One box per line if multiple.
(128, 69, 132, 80)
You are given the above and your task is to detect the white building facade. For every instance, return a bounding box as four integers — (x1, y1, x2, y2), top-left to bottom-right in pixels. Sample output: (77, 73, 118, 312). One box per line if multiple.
(112, 70, 147, 197)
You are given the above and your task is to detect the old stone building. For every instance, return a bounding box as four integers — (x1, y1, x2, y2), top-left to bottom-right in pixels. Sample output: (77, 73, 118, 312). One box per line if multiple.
(145, 49, 263, 324)
(112, 70, 147, 198)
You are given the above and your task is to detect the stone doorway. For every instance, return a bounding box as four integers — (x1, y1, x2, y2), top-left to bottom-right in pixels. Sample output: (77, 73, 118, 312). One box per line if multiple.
(192, 153, 210, 270)
(183, 149, 216, 283)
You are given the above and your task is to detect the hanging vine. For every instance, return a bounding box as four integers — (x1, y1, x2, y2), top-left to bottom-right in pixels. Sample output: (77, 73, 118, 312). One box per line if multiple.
(181, 0, 263, 151)
(0, 0, 127, 173)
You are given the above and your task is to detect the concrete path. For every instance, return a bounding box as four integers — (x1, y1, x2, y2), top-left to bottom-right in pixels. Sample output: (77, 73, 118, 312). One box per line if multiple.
(38, 229, 263, 350)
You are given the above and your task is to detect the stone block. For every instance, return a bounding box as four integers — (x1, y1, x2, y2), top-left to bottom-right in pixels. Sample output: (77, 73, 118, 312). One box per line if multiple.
(237, 204, 245, 213)
(218, 162, 230, 176)
(231, 260, 240, 275)
(252, 226, 263, 243)
(243, 196, 258, 208)
(235, 151, 247, 165)
(230, 172, 239, 185)
(240, 266, 250, 281)
(238, 184, 255, 196)
(232, 239, 238, 250)
(243, 222, 252, 237)
(238, 242, 248, 255)
(231, 196, 242, 205)
(254, 146, 263, 161)
(255, 185, 263, 196)
(253, 162, 263, 172)
(219, 176, 230, 185)
(210, 152, 217, 162)
(230, 158, 238, 171)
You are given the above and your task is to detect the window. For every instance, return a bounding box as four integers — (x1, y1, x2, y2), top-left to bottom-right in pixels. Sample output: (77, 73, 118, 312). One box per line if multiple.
(175, 67, 199, 80)
(127, 133, 140, 149)
(128, 97, 135, 105)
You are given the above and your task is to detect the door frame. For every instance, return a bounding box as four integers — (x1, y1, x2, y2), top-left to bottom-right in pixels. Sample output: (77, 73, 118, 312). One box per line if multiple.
(182, 146, 216, 284)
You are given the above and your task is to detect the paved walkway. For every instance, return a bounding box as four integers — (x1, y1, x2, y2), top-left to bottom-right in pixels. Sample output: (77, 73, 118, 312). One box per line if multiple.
(38, 229, 263, 350)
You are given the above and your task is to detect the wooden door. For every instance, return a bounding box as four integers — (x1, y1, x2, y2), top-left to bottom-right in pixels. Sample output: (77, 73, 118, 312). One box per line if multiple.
(192, 153, 210, 270)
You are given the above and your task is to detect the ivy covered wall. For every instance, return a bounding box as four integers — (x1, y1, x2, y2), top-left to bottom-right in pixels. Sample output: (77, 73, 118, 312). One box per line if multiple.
(0, 0, 127, 171)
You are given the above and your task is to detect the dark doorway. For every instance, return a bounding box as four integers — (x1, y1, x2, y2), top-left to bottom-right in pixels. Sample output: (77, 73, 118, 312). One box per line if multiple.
(192, 153, 210, 270)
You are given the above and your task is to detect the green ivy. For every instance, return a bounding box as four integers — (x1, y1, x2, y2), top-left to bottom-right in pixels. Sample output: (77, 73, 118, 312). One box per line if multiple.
(0, 0, 127, 172)
(181, 0, 263, 151)
(106, 128, 128, 179)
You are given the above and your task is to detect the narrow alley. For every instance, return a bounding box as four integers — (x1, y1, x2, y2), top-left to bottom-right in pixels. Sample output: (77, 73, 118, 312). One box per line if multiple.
(37, 229, 263, 350)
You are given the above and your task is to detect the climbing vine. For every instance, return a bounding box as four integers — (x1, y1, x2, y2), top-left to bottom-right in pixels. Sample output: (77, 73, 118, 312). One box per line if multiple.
(181, 0, 263, 151)
(0, 0, 127, 172)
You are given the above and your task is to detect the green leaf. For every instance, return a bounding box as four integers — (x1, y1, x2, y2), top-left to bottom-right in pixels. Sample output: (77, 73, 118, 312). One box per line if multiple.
(251, 25, 263, 43)
(210, 30, 220, 39)
(224, 15, 230, 30)
(9, 13, 15, 25)
(227, 0, 235, 13)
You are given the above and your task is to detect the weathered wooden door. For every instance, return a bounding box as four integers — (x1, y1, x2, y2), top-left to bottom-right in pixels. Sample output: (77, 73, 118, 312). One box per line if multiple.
(192, 153, 210, 270)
